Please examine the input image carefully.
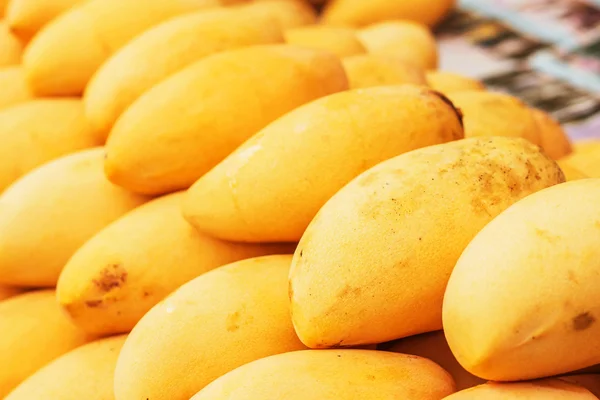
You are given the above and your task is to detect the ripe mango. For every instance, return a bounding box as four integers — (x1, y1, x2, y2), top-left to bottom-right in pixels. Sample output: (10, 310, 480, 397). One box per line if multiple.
(444, 179, 600, 381)
(23, 0, 222, 96)
(561, 140, 600, 178)
(0, 290, 91, 398)
(0, 285, 24, 301)
(0, 148, 149, 287)
(357, 20, 438, 69)
(235, 0, 317, 29)
(114, 255, 306, 400)
(284, 26, 365, 58)
(560, 375, 600, 398)
(558, 160, 589, 181)
(0, 67, 33, 111)
(0, 21, 23, 66)
(448, 91, 542, 146)
(4, 335, 125, 400)
(191, 349, 456, 400)
(532, 109, 572, 159)
(426, 71, 485, 94)
(105, 44, 348, 195)
(290, 137, 565, 348)
(84, 8, 284, 142)
(6, 0, 83, 41)
(443, 380, 597, 399)
(57, 191, 295, 336)
(0, 99, 100, 193)
(342, 54, 427, 88)
(183, 85, 463, 243)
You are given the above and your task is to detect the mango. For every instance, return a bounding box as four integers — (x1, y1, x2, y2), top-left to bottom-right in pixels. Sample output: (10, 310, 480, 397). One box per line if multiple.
(290, 137, 565, 348)
(443, 380, 597, 399)
(342, 54, 427, 88)
(22, 0, 222, 96)
(6, 0, 83, 41)
(561, 375, 600, 398)
(426, 71, 485, 94)
(4, 335, 125, 400)
(284, 26, 366, 58)
(0, 21, 23, 66)
(183, 85, 463, 243)
(0, 67, 33, 111)
(532, 109, 572, 159)
(0, 99, 100, 193)
(0, 285, 24, 301)
(0, 290, 91, 398)
(558, 160, 589, 181)
(0, 0, 7, 16)
(448, 91, 542, 146)
(357, 20, 438, 69)
(114, 255, 306, 400)
(191, 349, 456, 400)
(84, 8, 284, 142)
(105, 44, 348, 195)
(322, 0, 456, 27)
(235, 0, 317, 29)
(0, 148, 149, 287)
(561, 140, 600, 178)
(57, 191, 295, 336)
(388, 331, 485, 390)
(444, 179, 600, 381)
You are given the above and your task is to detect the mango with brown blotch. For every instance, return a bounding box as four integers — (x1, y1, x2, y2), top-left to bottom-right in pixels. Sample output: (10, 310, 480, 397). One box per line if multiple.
(0, 290, 91, 398)
(235, 0, 317, 29)
(387, 331, 485, 391)
(443, 380, 597, 399)
(561, 140, 600, 178)
(4, 335, 125, 400)
(284, 26, 365, 58)
(0, 99, 101, 193)
(444, 179, 600, 381)
(114, 255, 307, 400)
(84, 8, 284, 143)
(105, 44, 348, 195)
(426, 71, 485, 94)
(0, 148, 149, 287)
(342, 54, 427, 88)
(532, 108, 572, 160)
(558, 160, 589, 181)
(322, 0, 456, 28)
(0, 285, 24, 301)
(23, 0, 222, 96)
(191, 349, 456, 400)
(0, 21, 23, 66)
(6, 0, 84, 42)
(448, 91, 542, 146)
(0, 67, 33, 111)
(57, 191, 295, 337)
(183, 85, 463, 243)
(357, 20, 438, 70)
(289, 137, 565, 348)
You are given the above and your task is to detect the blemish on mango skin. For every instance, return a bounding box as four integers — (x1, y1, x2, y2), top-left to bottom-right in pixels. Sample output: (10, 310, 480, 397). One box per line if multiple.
(226, 311, 241, 332)
(92, 263, 128, 292)
(338, 284, 362, 299)
(573, 312, 595, 331)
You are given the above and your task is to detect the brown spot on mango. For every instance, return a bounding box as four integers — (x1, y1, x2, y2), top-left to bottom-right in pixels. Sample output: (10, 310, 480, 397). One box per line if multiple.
(573, 312, 595, 331)
(92, 263, 128, 293)
(226, 311, 241, 332)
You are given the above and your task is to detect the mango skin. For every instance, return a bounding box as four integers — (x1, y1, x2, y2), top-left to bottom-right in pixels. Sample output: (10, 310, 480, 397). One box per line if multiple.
(558, 160, 589, 181)
(443, 380, 597, 399)
(0, 148, 149, 287)
(0, 290, 91, 398)
(0, 99, 100, 193)
(235, 0, 317, 29)
(357, 20, 438, 69)
(84, 8, 284, 142)
(561, 140, 600, 178)
(0, 67, 33, 111)
(23, 0, 221, 96)
(6, 0, 84, 42)
(448, 91, 542, 146)
(114, 255, 307, 400)
(183, 85, 463, 243)
(105, 44, 348, 195)
(342, 54, 427, 89)
(191, 349, 456, 400)
(426, 71, 485, 94)
(290, 137, 565, 348)
(0, 22, 23, 66)
(532, 109, 572, 160)
(0, 285, 25, 301)
(444, 179, 600, 381)
(560, 375, 600, 398)
(4, 335, 125, 400)
(57, 192, 295, 336)
(284, 26, 365, 58)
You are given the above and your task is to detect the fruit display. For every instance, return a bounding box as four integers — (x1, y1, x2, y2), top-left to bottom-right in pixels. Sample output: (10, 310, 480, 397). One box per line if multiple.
(0, 0, 599, 399)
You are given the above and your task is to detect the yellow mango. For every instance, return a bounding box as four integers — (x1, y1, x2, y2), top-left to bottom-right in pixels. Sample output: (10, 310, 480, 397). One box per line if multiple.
(0, 285, 25, 301)
(561, 140, 600, 178)
(290, 137, 565, 348)
(284, 26, 365, 58)
(235, 0, 317, 29)
(448, 91, 542, 146)
(443, 380, 597, 399)
(0, 290, 91, 398)
(0, 21, 23, 66)
(6, 0, 83, 42)
(558, 160, 589, 181)
(0, 67, 33, 111)
(23, 0, 222, 96)
(114, 255, 307, 400)
(105, 44, 348, 195)
(444, 179, 600, 381)
(4, 335, 125, 400)
(183, 85, 463, 243)
(191, 349, 456, 400)
(0, 148, 149, 287)
(342, 54, 427, 88)
(532, 109, 572, 159)
(57, 191, 295, 336)
(561, 375, 600, 398)
(84, 8, 284, 142)
(0, 0, 7, 16)
(426, 71, 485, 94)
(388, 331, 485, 390)
(0, 99, 100, 193)
(357, 20, 438, 69)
